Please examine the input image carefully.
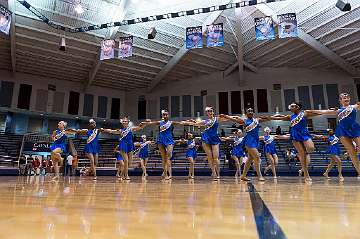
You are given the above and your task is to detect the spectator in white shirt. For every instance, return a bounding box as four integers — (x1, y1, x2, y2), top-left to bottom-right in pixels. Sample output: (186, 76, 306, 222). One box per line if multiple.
(65, 154, 73, 176)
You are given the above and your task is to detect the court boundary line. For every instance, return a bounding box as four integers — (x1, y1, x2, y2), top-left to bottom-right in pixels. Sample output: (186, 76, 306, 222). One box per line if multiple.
(247, 182, 287, 239)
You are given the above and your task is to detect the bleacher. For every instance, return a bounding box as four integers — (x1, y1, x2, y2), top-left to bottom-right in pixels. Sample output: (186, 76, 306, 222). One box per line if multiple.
(0, 133, 23, 167)
(74, 136, 215, 171)
(0, 128, 358, 176)
(258, 133, 355, 175)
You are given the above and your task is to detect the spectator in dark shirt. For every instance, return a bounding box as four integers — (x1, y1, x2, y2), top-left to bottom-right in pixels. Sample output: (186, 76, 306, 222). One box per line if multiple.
(276, 126, 282, 135)
(221, 129, 226, 137)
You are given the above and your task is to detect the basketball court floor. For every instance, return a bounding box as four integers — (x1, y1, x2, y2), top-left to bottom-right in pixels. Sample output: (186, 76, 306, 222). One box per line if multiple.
(0, 176, 359, 239)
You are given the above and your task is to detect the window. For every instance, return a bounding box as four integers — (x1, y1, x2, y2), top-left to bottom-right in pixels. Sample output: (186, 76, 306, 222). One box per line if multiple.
(111, 98, 120, 119)
(68, 91, 80, 115)
(218, 92, 229, 114)
(243, 90, 254, 110)
(257, 89, 268, 113)
(18, 84, 32, 110)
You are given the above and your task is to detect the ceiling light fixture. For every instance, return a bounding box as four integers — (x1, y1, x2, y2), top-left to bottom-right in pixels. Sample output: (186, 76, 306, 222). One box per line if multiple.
(74, 4, 84, 14)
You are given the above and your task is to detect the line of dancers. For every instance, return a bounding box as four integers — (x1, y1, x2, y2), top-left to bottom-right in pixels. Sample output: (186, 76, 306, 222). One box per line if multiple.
(48, 92, 360, 182)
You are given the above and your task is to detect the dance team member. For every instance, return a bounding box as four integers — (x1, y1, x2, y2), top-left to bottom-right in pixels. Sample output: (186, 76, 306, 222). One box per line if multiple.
(313, 129, 343, 181)
(176, 133, 199, 179)
(102, 117, 146, 180)
(71, 119, 102, 180)
(134, 135, 154, 178)
(221, 108, 274, 181)
(313, 93, 360, 178)
(221, 129, 246, 178)
(50, 121, 76, 180)
(259, 128, 290, 179)
(114, 145, 124, 179)
(142, 110, 186, 180)
(185, 106, 232, 180)
(270, 102, 322, 182)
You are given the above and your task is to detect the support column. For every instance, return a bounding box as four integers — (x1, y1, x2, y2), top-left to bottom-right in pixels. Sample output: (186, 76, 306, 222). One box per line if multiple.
(235, 8, 245, 86)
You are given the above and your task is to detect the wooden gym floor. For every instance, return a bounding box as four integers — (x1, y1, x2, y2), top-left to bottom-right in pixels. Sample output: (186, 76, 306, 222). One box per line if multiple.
(0, 176, 360, 239)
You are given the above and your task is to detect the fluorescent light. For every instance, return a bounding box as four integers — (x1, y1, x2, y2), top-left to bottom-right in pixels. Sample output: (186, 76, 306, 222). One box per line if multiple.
(74, 4, 84, 14)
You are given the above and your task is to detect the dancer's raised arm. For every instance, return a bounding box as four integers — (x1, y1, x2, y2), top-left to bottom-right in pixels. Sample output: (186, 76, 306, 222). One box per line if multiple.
(141, 119, 161, 127)
(101, 128, 122, 135)
(132, 121, 148, 132)
(269, 114, 291, 121)
(68, 128, 87, 134)
(304, 109, 334, 117)
(219, 114, 245, 124)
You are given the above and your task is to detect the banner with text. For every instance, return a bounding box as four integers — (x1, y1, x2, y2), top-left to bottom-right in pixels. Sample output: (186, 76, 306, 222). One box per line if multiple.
(206, 23, 224, 47)
(100, 39, 115, 60)
(0, 12, 11, 35)
(186, 26, 203, 49)
(254, 16, 275, 41)
(278, 13, 298, 38)
(119, 36, 133, 59)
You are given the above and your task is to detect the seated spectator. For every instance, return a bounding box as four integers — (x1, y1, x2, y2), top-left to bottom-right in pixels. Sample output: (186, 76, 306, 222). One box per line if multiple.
(72, 154, 78, 176)
(40, 158, 47, 176)
(19, 155, 26, 175)
(80, 166, 91, 176)
(30, 156, 40, 175)
(285, 148, 298, 165)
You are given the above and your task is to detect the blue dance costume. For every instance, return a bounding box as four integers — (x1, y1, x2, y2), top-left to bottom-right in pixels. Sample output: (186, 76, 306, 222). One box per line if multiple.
(115, 152, 123, 161)
(201, 117, 221, 145)
(186, 139, 197, 159)
(157, 120, 174, 146)
(50, 129, 67, 152)
(243, 118, 260, 149)
(264, 135, 277, 155)
(336, 105, 360, 138)
(139, 142, 150, 159)
(326, 135, 341, 156)
(118, 127, 135, 153)
(231, 136, 245, 158)
(84, 129, 100, 154)
(290, 111, 312, 142)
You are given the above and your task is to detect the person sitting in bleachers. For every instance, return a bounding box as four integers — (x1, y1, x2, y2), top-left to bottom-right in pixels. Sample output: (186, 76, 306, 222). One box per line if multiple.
(285, 148, 298, 167)
(31, 156, 41, 175)
(40, 158, 47, 176)
(18, 155, 26, 175)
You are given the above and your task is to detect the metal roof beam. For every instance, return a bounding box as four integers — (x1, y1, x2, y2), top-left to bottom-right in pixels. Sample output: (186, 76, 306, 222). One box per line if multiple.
(147, 0, 231, 92)
(9, 0, 16, 74)
(255, 3, 360, 76)
(84, 0, 129, 91)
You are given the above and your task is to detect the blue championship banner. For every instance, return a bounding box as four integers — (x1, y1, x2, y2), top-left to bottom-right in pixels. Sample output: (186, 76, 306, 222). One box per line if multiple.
(278, 13, 298, 39)
(119, 36, 133, 59)
(186, 26, 203, 49)
(0, 11, 11, 35)
(254, 16, 275, 41)
(100, 39, 115, 60)
(206, 23, 224, 47)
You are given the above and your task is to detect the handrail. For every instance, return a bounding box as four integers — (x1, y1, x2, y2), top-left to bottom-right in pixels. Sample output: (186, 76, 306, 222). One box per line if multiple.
(18, 133, 30, 167)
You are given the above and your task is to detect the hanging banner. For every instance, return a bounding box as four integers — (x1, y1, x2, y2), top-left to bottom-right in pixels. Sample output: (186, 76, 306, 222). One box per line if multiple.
(118, 36, 133, 59)
(254, 16, 275, 41)
(0, 12, 11, 35)
(206, 23, 224, 47)
(186, 26, 203, 49)
(278, 13, 298, 38)
(100, 39, 115, 60)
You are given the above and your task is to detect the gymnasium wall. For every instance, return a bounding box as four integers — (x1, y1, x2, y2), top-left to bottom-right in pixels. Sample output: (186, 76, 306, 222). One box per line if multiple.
(0, 67, 359, 135)
(0, 70, 125, 117)
(125, 67, 359, 132)
(0, 70, 125, 134)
